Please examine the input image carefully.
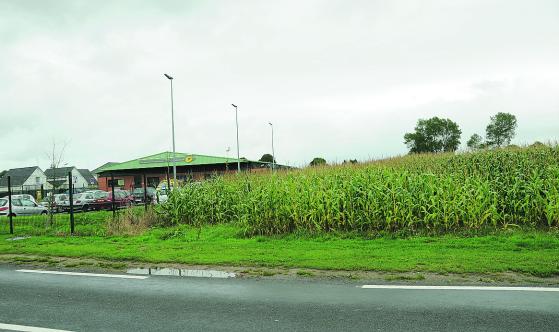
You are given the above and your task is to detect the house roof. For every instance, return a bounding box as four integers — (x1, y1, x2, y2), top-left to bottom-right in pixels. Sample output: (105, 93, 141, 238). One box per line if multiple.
(78, 169, 98, 185)
(0, 166, 41, 187)
(99, 151, 251, 173)
(44, 167, 76, 178)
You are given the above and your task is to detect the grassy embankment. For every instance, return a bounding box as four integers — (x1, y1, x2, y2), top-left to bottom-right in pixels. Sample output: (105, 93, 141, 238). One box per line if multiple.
(1, 224, 558, 277)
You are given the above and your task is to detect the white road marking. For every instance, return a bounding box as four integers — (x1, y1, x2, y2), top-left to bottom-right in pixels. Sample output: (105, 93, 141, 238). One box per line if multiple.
(0, 323, 74, 332)
(16, 269, 148, 280)
(361, 285, 559, 292)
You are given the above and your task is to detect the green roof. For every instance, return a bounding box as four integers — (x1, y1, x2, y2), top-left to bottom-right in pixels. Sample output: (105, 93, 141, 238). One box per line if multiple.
(92, 162, 118, 174)
(100, 152, 249, 172)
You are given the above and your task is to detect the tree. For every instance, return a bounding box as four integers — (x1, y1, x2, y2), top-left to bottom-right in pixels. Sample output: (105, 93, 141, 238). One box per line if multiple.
(485, 112, 517, 148)
(0, 170, 6, 179)
(403, 117, 462, 153)
(45, 141, 66, 227)
(259, 153, 276, 163)
(466, 133, 484, 150)
(309, 157, 327, 167)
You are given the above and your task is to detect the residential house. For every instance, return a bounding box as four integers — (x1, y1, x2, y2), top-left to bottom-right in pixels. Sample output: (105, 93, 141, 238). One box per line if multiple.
(44, 166, 96, 191)
(0, 166, 49, 193)
(78, 169, 98, 187)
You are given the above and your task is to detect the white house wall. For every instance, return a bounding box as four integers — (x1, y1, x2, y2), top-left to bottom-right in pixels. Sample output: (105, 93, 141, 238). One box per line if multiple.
(71, 168, 90, 188)
(22, 168, 51, 190)
(0, 168, 51, 192)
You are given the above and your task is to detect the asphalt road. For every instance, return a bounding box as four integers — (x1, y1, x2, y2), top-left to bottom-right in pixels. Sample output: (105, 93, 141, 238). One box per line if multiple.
(0, 265, 558, 331)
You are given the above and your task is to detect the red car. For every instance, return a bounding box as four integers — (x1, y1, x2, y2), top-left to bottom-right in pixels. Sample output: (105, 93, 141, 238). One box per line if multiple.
(91, 190, 134, 210)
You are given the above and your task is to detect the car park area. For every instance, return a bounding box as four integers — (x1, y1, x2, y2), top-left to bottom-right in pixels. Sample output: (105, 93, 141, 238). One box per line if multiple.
(0, 170, 163, 237)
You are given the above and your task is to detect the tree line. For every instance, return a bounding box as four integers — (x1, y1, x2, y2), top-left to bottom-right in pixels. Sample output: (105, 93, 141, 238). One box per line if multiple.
(404, 112, 518, 153)
(258, 112, 520, 167)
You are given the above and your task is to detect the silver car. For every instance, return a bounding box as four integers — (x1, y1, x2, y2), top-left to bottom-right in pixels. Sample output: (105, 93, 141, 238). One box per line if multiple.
(40, 194, 69, 213)
(61, 192, 97, 212)
(11, 194, 37, 205)
(0, 198, 48, 217)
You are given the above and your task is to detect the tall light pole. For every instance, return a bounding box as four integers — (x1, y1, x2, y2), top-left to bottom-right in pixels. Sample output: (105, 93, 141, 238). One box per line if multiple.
(232, 104, 240, 172)
(225, 146, 231, 171)
(164, 73, 177, 185)
(269, 122, 275, 172)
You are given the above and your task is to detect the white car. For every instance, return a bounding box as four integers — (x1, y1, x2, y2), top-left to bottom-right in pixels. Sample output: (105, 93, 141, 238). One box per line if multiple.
(0, 197, 48, 217)
(60, 192, 97, 212)
(156, 188, 169, 204)
(10, 194, 37, 205)
(40, 194, 69, 213)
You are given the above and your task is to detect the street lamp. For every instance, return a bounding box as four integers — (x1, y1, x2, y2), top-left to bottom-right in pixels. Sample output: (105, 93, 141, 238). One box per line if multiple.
(268, 122, 275, 172)
(232, 104, 240, 172)
(225, 146, 231, 171)
(164, 73, 177, 185)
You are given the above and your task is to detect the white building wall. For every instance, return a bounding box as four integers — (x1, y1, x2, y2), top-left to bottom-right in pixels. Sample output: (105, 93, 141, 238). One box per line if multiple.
(71, 168, 89, 188)
(22, 168, 51, 189)
(0, 168, 51, 192)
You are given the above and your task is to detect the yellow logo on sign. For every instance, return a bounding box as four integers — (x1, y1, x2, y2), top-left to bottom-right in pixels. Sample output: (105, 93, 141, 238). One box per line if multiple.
(185, 155, 194, 163)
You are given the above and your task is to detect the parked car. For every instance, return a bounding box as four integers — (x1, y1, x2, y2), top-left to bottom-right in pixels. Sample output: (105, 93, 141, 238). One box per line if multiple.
(86, 189, 105, 195)
(40, 194, 69, 213)
(156, 182, 173, 204)
(132, 187, 157, 203)
(110, 190, 134, 208)
(119, 190, 135, 203)
(63, 188, 89, 195)
(91, 191, 110, 210)
(60, 192, 97, 212)
(156, 188, 169, 204)
(0, 198, 15, 216)
(10, 194, 37, 205)
(0, 198, 48, 217)
(91, 190, 133, 210)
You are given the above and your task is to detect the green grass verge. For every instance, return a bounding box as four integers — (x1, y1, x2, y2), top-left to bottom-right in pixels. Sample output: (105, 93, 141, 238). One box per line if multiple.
(0, 208, 143, 236)
(1, 224, 558, 277)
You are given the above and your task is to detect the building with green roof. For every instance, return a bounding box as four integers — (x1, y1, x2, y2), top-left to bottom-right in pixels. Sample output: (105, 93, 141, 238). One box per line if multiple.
(96, 151, 279, 191)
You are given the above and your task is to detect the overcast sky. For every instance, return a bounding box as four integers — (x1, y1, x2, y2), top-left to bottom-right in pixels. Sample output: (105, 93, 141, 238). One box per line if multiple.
(1, 0, 558, 170)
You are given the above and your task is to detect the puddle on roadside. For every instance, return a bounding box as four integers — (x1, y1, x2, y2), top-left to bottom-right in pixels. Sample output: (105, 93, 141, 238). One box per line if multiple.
(127, 267, 236, 279)
(6, 236, 31, 241)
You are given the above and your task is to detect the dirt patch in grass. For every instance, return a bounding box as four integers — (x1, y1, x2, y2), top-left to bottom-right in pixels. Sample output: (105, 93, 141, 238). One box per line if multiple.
(384, 273, 426, 281)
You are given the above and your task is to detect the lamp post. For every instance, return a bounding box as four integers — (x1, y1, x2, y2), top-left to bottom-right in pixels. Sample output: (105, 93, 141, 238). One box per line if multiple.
(232, 104, 240, 172)
(269, 122, 275, 172)
(164, 73, 177, 185)
(225, 146, 231, 171)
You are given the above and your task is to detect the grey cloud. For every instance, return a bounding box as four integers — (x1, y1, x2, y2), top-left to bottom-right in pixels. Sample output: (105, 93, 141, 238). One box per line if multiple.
(0, 0, 558, 171)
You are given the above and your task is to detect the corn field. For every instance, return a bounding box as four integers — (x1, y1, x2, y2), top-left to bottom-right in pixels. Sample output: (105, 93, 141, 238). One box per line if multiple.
(158, 145, 559, 235)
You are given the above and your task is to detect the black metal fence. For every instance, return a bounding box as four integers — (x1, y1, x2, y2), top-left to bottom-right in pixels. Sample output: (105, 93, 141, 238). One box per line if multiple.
(0, 172, 154, 237)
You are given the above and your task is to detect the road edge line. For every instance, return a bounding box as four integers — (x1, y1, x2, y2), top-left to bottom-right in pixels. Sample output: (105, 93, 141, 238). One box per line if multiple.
(16, 269, 148, 279)
(360, 285, 559, 292)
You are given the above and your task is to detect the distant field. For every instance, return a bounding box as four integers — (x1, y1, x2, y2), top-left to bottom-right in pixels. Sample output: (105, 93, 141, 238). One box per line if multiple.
(158, 145, 559, 235)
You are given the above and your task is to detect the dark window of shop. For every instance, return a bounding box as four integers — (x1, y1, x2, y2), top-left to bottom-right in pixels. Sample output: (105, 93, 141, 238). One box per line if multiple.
(147, 177, 160, 188)
(134, 175, 142, 188)
(107, 179, 122, 187)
